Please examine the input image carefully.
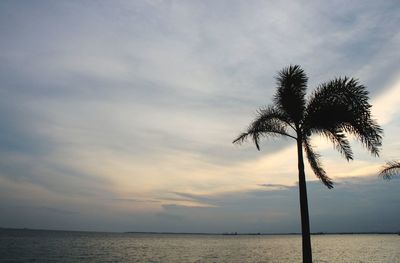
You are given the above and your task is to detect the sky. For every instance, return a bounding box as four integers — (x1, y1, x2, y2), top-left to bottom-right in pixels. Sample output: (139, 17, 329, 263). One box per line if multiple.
(0, 0, 399, 233)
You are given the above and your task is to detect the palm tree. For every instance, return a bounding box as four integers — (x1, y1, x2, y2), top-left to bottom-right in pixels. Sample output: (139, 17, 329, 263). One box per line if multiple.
(233, 65, 382, 263)
(379, 161, 400, 179)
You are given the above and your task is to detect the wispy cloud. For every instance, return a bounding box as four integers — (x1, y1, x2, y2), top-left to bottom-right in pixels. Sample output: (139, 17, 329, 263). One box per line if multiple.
(258, 183, 295, 190)
(0, 0, 399, 232)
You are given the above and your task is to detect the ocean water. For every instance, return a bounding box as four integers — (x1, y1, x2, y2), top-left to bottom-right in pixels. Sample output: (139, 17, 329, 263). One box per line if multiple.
(0, 229, 399, 262)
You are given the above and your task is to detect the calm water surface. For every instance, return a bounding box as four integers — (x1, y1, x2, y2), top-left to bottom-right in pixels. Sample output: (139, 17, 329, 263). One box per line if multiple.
(0, 229, 399, 262)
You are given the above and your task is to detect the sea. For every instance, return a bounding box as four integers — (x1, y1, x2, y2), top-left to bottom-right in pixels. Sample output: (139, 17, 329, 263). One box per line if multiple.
(0, 229, 399, 262)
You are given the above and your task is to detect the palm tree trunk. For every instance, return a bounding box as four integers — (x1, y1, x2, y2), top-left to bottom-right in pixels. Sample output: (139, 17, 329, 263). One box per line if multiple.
(296, 136, 312, 263)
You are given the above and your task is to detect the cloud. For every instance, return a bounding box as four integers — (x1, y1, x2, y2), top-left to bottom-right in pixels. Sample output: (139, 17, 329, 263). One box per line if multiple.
(112, 198, 161, 203)
(0, 0, 399, 232)
(372, 76, 400, 125)
(151, 175, 400, 233)
(258, 183, 295, 190)
(37, 206, 78, 215)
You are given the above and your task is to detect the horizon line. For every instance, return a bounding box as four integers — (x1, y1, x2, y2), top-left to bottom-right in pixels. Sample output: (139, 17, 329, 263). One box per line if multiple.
(1, 227, 399, 235)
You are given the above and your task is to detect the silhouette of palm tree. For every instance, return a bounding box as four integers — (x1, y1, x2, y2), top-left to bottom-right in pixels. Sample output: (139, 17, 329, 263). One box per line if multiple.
(233, 65, 382, 263)
(380, 161, 400, 179)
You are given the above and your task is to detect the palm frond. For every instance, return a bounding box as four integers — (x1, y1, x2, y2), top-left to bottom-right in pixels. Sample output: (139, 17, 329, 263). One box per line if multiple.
(303, 137, 333, 188)
(341, 118, 382, 157)
(232, 132, 251, 145)
(274, 65, 308, 124)
(379, 161, 400, 180)
(304, 77, 382, 157)
(233, 106, 295, 150)
(308, 127, 353, 161)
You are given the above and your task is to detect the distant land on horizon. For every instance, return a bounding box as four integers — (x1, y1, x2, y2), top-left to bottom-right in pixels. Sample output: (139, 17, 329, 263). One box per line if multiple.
(1, 227, 399, 236)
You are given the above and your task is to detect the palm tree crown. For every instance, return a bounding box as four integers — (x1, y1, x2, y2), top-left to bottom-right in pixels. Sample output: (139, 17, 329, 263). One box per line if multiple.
(233, 65, 383, 263)
(233, 65, 382, 188)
